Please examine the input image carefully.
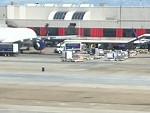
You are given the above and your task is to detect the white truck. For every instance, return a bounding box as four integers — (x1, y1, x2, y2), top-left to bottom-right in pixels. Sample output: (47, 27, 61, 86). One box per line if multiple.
(54, 42, 82, 54)
(0, 43, 19, 56)
(54, 43, 65, 54)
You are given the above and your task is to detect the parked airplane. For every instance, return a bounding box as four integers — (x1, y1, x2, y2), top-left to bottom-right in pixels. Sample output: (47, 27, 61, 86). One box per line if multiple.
(0, 27, 36, 43)
(0, 27, 46, 53)
(0, 27, 78, 54)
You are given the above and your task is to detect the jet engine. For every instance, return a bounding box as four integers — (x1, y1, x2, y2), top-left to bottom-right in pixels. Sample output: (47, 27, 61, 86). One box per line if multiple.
(33, 40, 46, 50)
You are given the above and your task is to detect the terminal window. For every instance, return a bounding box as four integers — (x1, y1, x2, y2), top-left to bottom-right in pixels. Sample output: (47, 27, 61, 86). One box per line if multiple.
(53, 11, 68, 20)
(72, 12, 86, 20)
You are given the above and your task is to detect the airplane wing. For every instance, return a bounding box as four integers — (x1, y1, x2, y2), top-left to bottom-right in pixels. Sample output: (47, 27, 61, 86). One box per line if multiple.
(132, 34, 150, 43)
(37, 35, 78, 40)
(132, 28, 150, 43)
(64, 37, 136, 44)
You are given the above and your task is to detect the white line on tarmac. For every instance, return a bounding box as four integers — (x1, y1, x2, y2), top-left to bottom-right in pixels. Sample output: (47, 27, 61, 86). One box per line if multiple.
(0, 81, 150, 91)
(0, 104, 149, 113)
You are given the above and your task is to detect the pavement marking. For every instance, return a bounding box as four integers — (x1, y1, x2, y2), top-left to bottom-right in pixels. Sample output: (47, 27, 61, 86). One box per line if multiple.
(0, 104, 149, 113)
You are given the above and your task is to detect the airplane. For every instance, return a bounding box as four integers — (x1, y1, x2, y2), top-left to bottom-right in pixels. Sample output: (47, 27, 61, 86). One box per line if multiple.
(4, 20, 45, 52)
(3, 20, 77, 52)
(0, 27, 46, 53)
(0, 27, 78, 54)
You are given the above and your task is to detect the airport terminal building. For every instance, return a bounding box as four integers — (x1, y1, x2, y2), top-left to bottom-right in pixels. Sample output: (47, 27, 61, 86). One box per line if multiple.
(0, 3, 150, 37)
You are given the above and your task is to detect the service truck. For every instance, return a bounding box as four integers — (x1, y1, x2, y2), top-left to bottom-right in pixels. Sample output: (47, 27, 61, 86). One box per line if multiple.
(0, 43, 19, 56)
(54, 41, 82, 54)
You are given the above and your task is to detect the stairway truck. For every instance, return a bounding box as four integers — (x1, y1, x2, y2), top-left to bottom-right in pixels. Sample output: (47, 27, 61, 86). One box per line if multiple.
(0, 43, 19, 56)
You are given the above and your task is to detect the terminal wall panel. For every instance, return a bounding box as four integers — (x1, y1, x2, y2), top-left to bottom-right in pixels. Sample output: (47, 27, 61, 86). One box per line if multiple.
(25, 7, 51, 19)
(43, 27, 58, 36)
(58, 28, 65, 36)
(99, 28, 104, 37)
(78, 20, 119, 28)
(19, 6, 26, 19)
(9, 19, 150, 28)
(123, 29, 134, 37)
(90, 7, 119, 20)
(5, 19, 120, 28)
(47, 28, 58, 36)
(136, 29, 146, 36)
(103, 28, 116, 37)
(40, 27, 47, 36)
(65, 27, 76, 35)
(6, 6, 150, 24)
(77, 28, 84, 37)
(119, 21, 150, 28)
(90, 28, 103, 37)
(146, 29, 150, 34)
(84, 28, 90, 37)
(89, 8, 105, 20)
(8, 19, 150, 31)
(90, 28, 96, 37)
(7, 5, 15, 19)
(83, 12, 90, 20)
(116, 28, 123, 37)
(7, 5, 25, 19)
(121, 7, 150, 20)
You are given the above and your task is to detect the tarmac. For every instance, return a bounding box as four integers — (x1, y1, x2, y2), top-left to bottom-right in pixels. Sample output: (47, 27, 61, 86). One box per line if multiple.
(0, 47, 150, 113)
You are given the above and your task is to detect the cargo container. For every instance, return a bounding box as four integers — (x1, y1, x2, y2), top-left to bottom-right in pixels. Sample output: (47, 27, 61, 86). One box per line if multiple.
(0, 43, 19, 56)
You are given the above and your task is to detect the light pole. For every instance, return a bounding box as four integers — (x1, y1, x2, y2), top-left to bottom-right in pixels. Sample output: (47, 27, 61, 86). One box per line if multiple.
(79, 20, 81, 37)
(119, 0, 122, 28)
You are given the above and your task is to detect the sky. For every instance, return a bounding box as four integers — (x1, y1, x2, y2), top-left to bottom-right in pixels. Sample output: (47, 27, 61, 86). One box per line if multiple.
(1, 0, 150, 6)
